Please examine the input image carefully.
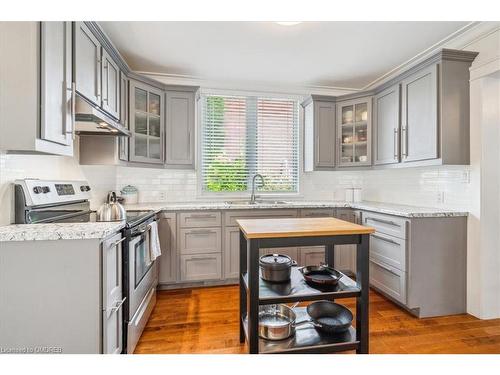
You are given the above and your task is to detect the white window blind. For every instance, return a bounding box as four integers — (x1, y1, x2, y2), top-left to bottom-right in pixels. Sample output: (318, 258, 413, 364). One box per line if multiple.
(201, 94, 299, 193)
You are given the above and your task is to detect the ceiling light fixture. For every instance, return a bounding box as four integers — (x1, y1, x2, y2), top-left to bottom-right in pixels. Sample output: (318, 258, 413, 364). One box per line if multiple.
(275, 22, 302, 26)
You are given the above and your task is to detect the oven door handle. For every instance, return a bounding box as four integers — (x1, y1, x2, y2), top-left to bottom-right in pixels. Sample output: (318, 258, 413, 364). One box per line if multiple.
(131, 222, 154, 237)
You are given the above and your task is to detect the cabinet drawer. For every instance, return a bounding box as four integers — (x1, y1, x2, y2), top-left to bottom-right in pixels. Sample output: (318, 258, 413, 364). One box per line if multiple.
(179, 211, 221, 228)
(224, 209, 297, 226)
(180, 254, 222, 281)
(300, 208, 334, 218)
(370, 259, 407, 305)
(370, 232, 407, 271)
(260, 248, 298, 262)
(363, 212, 407, 239)
(179, 228, 221, 254)
(298, 247, 325, 266)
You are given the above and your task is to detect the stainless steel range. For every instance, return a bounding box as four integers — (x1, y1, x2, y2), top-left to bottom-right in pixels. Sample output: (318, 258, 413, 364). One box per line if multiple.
(15, 179, 160, 354)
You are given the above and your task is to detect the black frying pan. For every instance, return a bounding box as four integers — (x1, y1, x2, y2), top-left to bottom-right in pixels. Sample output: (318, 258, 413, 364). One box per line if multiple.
(299, 265, 342, 286)
(305, 300, 353, 334)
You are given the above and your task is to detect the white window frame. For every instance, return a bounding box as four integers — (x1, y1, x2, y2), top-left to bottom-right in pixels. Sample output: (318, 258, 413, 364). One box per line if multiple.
(196, 88, 303, 199)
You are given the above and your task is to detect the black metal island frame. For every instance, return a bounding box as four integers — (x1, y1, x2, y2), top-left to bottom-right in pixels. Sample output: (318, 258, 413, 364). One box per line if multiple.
(237, 217, 374, 354)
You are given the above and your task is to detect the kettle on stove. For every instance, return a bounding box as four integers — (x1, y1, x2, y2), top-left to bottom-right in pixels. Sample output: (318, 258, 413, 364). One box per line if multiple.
(96, 191, 126, 221)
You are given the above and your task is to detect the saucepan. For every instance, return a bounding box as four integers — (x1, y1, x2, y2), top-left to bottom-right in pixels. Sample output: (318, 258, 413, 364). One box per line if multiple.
(258, 300, 353, 341)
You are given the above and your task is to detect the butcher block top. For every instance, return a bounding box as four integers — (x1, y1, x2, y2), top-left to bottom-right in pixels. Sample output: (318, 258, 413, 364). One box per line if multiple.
(236, 217, 375, 239)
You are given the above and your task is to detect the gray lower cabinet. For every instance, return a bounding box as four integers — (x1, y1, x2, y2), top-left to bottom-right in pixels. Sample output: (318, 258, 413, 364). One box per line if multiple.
(129, 79, 165, 164)
(165, 90, 196, 168)
(158, 212, 177, 284)
(180, 254, 222, 281)
(0, 21, 74, 156)
(333, 208, 358, 273)
(74, 22, 101, 106)
(303, 97, 336, 171)
(298, 247, 325, 266)
(223, 210, 298, 279)
(363, 210, 467, 317)
(177, 211, 222, 282)
(224, 226, 241, 279)
(101, 48, 120, 119)
(370, 259, 406, 304)
(179, 228, 222, 255)
(297, 208, 332, 267)
(401, 64, 438, 163)
(102, 232, 124, 354)
(373, 84, 400, 165)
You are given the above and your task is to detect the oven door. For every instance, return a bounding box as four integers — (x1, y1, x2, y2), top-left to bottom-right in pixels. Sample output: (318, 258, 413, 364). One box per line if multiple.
(128, 226, 157, 318)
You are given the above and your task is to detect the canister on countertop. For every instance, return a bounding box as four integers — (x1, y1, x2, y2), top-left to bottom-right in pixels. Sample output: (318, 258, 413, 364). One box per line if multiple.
(120, 185, 139, 205)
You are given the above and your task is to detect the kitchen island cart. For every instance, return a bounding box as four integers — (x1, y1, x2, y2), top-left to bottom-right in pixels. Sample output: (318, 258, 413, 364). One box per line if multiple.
(238, 217, 374, 354)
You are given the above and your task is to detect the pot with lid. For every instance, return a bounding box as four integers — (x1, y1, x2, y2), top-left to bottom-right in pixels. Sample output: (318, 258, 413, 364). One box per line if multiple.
(259, 253, 296, 283)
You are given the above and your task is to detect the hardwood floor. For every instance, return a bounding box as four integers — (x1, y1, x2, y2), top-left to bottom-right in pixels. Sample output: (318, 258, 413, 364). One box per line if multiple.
(134, 285, 500, 354)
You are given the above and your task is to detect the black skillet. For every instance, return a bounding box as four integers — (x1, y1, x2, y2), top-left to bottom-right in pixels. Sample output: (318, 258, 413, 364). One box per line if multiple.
(305, 300, 353, 334)
(299, 265, 342, 286)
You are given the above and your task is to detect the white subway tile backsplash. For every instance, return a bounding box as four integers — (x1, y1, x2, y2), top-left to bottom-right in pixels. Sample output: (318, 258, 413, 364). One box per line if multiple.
(0, 150, 472, 226)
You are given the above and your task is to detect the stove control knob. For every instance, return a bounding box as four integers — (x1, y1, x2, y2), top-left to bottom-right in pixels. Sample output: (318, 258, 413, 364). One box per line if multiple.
(42, 186, 50, 193)
(86, 186, 91, 191)
(80, 186, 85, 192)
(33, 186, 43, 194)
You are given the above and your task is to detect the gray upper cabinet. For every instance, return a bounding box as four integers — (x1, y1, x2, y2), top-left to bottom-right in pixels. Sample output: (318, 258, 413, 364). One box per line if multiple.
(101, 49, 120, 119)
(303, 97, 336, 171)
(401, 65, 438, 163)
(373, 84, 401, 165)
(165, 90, 196, 167)
(337, 97, 372, 167)
(129, 79, 165, 164)
(74, 22, 101, 106)
(40, 22, 73, 148)
(0, 22, 74, 156)
(119, 73, 129, 161)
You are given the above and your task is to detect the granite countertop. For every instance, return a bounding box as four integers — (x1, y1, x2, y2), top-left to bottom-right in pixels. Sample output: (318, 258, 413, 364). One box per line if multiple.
(124, 200, 468, 218)
(0, 200, 467, 242)
(0, 221, 126, 242)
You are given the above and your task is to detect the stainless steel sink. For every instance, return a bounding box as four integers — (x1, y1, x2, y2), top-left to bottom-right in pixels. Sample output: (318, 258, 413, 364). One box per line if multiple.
(224, 200, 290, 206)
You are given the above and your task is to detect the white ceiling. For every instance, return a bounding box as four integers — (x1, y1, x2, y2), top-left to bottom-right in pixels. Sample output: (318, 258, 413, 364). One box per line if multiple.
(100, 21, 470, 90)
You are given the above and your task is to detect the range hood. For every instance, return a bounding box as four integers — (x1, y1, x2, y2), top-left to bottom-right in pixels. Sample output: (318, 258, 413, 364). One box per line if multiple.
(74, 95, 131, 137)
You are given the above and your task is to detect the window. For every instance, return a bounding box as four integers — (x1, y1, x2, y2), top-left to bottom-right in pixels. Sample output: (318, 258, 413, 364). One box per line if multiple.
(201, 94, 299, 194)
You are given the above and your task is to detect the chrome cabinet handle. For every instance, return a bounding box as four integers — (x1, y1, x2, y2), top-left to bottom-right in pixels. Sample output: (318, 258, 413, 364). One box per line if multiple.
(393, 128, 398, 160)
(66, 82, 76, 140)
(367, 217, 399, 227)
(110, 297, 126, 313)
(370, 259, 397, 275)
(189, 214, 216, 219)
(189, 229, 213, 235)
(401, 126, 407, 158)
(112, 237, 126, 248)
(371, 234, 399, 245)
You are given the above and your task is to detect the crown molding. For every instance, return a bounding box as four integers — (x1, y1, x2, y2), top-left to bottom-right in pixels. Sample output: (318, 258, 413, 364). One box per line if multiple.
(134, 71, 358, 97)
(362, 22, 500, 91)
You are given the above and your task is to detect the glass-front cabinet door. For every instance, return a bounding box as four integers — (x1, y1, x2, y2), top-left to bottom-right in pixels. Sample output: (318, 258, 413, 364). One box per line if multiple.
(129, 80, 165, 164)
(337, 97, 372, 167)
